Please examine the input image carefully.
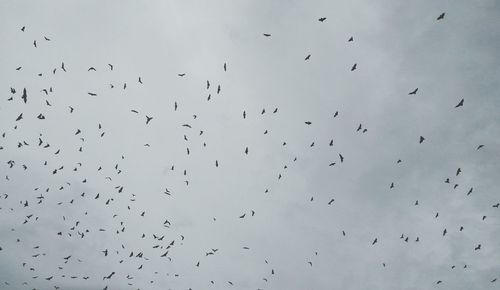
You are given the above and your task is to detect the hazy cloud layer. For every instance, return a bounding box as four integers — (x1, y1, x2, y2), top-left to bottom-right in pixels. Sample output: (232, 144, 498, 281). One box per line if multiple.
(0, 1, 499, 289)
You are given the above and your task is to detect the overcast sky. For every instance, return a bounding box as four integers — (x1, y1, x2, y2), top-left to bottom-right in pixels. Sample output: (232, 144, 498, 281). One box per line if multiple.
(0, 0, 499, 289)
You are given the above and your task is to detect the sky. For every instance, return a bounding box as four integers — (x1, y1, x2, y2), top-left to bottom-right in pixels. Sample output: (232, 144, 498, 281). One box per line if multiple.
(0, 0, 499, 289)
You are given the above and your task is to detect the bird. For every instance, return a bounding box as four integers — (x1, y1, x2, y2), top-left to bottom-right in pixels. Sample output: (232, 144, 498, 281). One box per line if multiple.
(476, 145, 484, 150)
(455, 98, 464, 108)
(372, 238, 378, 245)
(318, 17, 327, 22)
(437, 12, 445, 20)
(21, 88, 27, 103)
(88, 92, 97, 96)
(178, 73, 186, 77)
(351, 63, 357, 71)
(305, 121, 312, 125)
(146, 116, 153, 125)
(339, 154, 344, 163)
(138, 77, 143, 84)
(88, 67, 96, 71)
(419, 136, 425, 143)
(108, 64, 113, 70)
(263, 33, 271, 37)
(348, 36, 353, 42)
(328, 199, 334, 205)
(224, 62, 227, 71)
(305, 54, 311, 60)
(409, 88, 418, 95)
(21, 26, 25, 31)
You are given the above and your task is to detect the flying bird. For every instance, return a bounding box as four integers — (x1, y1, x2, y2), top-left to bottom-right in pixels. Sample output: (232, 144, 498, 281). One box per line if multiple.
(409, 88, 418, 95)
(263, 33, 271, 37)
(351, 63, 357, 71)
(318, 17, 327, 22)
(437, 12, 445, 20)
(21, 88, 27, 103)
(455, 98, 464, 108)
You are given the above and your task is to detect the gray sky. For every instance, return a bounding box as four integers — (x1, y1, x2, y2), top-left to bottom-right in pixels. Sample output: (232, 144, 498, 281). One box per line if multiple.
(1, 0, 499, 289)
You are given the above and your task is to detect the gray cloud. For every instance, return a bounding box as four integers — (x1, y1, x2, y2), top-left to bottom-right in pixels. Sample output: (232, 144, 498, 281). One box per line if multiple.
(0, 0, 499, 289)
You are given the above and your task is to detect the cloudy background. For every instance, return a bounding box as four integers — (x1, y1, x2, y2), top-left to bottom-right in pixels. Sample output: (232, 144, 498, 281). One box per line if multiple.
(1, 0, 499, 289)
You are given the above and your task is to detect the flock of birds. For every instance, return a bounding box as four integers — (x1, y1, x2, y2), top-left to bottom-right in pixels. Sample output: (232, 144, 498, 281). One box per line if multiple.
(0, 10, 498, 290)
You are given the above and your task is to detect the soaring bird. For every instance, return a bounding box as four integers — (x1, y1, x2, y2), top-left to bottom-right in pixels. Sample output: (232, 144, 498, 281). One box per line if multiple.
(88, 92, 97, 96)
(305, 54, 311, 61)
(437, 12, 445, 20)
(409, 88, 418, 95)
(318, 17, 327, 22)
(476, 144, 484, 150)
(88, 67, 96, 71)
(455, 98, 464, 108)
(146, 116, 153, 125)
(419, 136, 425, 143)
(305, 121, 312, 125)
(372, 238, 378, 245)
(339, 154, 344, 163)
(351, 63, 357, 71)
(348, 36, 353, 42)
(263, 33, 271, 37)
(178, 73, 186, 77)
